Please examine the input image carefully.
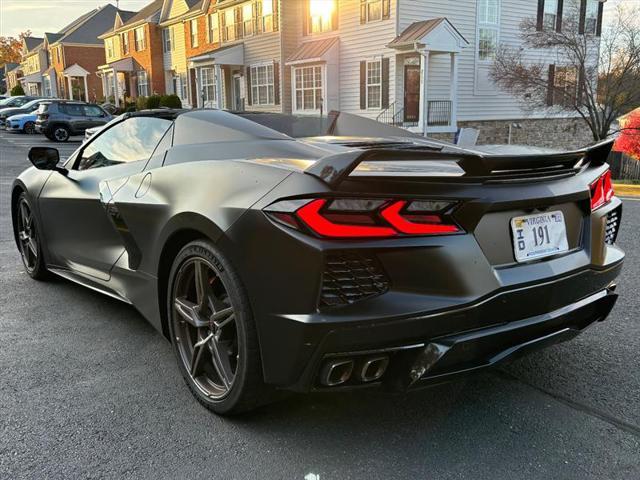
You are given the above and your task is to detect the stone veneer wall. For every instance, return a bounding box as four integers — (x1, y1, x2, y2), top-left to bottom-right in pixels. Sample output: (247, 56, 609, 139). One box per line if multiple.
(429, 117, 595, 149)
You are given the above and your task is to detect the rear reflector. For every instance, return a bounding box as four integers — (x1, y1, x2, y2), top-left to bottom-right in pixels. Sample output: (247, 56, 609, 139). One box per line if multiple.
(267, 197, 461, 239)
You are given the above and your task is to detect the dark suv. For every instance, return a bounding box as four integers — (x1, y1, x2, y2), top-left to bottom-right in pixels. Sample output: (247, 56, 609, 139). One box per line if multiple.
(35, 101, 113, 142)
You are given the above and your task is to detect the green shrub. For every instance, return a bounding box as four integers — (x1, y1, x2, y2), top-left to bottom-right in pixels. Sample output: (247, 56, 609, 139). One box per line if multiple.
(159, 94, 182, 109)
(136, 96, 148, 110)
(11, 84, 25, 96)
(125, 106, 136, 113)
(146, 94, 161, 109)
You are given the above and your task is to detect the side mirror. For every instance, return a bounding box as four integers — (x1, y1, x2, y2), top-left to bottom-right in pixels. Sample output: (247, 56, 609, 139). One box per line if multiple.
(28, 147, 67, 174)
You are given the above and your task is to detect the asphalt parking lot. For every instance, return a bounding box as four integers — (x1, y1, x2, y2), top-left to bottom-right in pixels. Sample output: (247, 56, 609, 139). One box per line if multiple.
(0, 130, 638, 479)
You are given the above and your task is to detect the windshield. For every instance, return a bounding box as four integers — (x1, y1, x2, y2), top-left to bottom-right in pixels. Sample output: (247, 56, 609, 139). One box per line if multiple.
(0, 97, 18, 107)
(20, 99, 43, 110)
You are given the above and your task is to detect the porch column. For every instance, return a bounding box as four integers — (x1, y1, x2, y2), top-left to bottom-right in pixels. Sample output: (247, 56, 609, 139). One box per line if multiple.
(83, 75, 89, 102)
(214, 64, 223, 109)
(67, 75, 73, 100)
(450, 53, 458, 129)
(112, 69, 120, 107)
(418, 51, 430, 135)
(100, 73, 107, 99)
(195, 68, 203, 108)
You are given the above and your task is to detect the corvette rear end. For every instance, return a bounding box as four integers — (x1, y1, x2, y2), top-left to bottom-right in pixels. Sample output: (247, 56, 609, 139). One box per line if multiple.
(221, 118, 623, 393)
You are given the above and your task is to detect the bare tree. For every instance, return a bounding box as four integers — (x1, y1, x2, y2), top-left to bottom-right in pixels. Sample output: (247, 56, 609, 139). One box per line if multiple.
(491, 1, 640, 141)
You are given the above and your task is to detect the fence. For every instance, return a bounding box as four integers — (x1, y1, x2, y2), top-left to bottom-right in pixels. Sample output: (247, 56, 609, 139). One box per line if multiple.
(608, 151, 640, 181)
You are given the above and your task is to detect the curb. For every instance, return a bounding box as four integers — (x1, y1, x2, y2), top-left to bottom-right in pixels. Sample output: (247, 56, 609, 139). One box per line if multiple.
(613, 183, 640, 198)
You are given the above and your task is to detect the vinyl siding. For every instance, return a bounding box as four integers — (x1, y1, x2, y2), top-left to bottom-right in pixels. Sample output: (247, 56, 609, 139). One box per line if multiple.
(398, 0, 602, 122)
(244, 31, 282, 112)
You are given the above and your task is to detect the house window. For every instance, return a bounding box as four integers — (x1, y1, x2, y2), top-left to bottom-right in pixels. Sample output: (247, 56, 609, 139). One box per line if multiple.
(137, 71, 149, 97)
(260, 0, 274, 33)
(43, 76, 52, 97)
(250, 63, 274, 105)
(200, 67, 216, 106)
(478, 0, 500, 61)
(308, 0, 336, 34)
(553, 66, 578, 107)
(180, 73, 188, 101)
(208, 13, 219, 43)
(190, 19, 199, 47)
(366, 60, 382, 109)
(361, 0, 389, 22)
(135, 27, 145, 51)
(584, 0, 599, 34)
(222, 8, 239, 42)
(243, 3, 254, 37)
(543, 0, 558, 30)
(121, 32, 130, 54)
(106, 38, 114, 59)
(163, 27, 174, 52)
(294, 65, 323, 112)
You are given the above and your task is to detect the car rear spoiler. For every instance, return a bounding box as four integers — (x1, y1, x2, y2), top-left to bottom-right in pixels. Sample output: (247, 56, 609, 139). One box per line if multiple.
(304, 138, 615, 187)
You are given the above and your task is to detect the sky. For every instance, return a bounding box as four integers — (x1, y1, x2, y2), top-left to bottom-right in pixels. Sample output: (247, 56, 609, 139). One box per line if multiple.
(0, 0, 638, 39)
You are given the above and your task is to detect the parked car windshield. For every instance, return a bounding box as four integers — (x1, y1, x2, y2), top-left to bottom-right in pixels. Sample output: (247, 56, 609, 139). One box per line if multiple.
(17, 99, 44, 111)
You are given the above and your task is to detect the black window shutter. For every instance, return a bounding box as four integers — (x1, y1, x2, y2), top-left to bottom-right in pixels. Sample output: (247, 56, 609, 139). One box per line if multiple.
(556, 0, 564, 32)
(596, 1, 604, 36)
(302, 1, 309, 36)
(381, 57, 389, 109)
(331, 4, 338, 30)
(382, 0, 391, 19)
(273, 0, 279, 32)
(536, 0, 545, 31)
(360, 0, 366, 24)
(360, 61, 366, 110)
(246, 66, 252, 105)
(274, 62, 280, 105)
(547, 64, 556, 106)
(578, 0, 587, 34)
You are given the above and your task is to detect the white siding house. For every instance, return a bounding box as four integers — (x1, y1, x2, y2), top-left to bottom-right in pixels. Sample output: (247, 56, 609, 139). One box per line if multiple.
(152, 0, 605, 145)
(159, 0, 194, 107)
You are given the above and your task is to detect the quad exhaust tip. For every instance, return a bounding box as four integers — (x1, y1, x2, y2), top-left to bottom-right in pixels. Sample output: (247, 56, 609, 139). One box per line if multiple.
(320, 359, 354, 387)
(320, 355, 390, 386)
(357, 356, 389, 383)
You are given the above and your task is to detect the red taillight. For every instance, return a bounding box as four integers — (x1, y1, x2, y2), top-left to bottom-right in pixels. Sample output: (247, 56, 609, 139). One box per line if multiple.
(297, 199, 397, 238)
(268, 198, 462, 239)
(590, 170, 614, 211)
(380, 200, 460, 235)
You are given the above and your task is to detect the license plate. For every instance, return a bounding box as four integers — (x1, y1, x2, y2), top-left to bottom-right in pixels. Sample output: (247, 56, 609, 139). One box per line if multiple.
(510, 211, 569, 263)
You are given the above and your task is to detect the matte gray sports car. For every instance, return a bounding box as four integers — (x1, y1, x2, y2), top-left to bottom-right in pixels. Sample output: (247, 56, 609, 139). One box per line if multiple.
(11, 109, 624, 414)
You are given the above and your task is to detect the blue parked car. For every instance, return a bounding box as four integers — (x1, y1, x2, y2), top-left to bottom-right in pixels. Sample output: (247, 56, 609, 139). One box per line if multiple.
(6, 112, 38, 134)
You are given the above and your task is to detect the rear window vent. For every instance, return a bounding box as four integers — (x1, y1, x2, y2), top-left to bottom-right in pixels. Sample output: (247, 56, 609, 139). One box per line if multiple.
(320, 253, 389, 307)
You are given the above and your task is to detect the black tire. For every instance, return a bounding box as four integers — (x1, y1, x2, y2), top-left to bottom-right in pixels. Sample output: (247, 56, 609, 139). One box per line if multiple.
(51, 124, 70, 142)
(23, 121, 36, 134)
(167, 239, 272, 415)
(15, 193, 49, 280)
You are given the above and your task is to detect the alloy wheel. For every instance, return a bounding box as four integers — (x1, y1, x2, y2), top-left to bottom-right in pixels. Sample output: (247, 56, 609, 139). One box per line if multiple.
(24, 122, 35, 134)
(172, 257, 239, 400)
(54, 127, 69, 142)
(17, 198, 38, 272)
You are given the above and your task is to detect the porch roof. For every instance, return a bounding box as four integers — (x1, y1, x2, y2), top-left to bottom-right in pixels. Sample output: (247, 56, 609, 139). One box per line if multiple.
(388, 18, 468, 52)
(63, 63, 90, 77)
(21, 72, 42, 84)
(286, 37, 339, 65)
(100, 57, 144, 72)
(188, 43, 244, 66)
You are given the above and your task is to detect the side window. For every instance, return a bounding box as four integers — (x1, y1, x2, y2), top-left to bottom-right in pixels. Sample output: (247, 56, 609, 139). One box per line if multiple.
(145, 124, 174, 170)
(77, 117, 172, 171)
(84, 105, 105, 117)
(60, 104, 85, 116)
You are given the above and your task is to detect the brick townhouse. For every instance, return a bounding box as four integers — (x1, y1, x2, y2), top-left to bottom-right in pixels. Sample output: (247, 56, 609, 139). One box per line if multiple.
(46, 4, 127, 102)
(98, 0, 166, 106)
